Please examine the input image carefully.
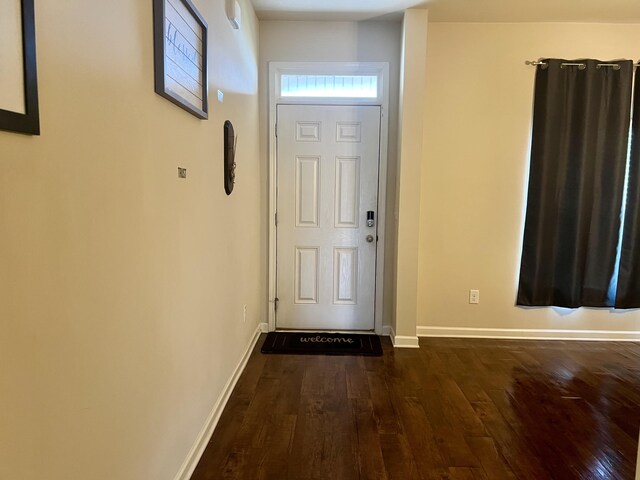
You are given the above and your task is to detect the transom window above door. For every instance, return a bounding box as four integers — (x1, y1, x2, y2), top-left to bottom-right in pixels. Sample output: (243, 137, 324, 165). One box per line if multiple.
(280, 74, 378, 98)
(271, 62, 388, 105)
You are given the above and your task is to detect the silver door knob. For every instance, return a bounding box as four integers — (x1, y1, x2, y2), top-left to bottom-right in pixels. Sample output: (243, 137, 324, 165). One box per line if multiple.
(366, 235, 374, 243)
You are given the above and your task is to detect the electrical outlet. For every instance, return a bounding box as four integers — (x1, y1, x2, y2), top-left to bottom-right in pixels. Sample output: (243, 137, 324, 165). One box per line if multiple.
(469, 289, 480, 304)
(243, 304, 247, 322)
(178, 167, 187, 179)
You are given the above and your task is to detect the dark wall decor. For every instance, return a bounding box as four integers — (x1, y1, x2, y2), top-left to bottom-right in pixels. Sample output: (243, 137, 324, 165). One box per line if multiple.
(224, 120, 236, 195)
(0, 0, 40, 135)
(153, 0, 208, 119)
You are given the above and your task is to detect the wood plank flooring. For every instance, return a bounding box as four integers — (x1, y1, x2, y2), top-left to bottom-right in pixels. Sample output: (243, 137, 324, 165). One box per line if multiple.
(190, 336, 640, 480)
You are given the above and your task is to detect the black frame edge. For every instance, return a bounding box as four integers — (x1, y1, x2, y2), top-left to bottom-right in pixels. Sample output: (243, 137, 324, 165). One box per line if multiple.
(0, 0, 40, 136)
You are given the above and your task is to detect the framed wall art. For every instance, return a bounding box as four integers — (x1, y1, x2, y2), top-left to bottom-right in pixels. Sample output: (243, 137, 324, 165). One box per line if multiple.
(153, 0, 208, 119)
(0, 0, 40, 135)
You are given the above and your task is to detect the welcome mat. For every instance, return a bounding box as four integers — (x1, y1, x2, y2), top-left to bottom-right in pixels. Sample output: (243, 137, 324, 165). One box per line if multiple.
(261, 332, 383, 356)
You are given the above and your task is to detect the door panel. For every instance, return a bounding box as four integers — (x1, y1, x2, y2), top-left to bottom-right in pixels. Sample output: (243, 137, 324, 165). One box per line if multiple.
(295, 156, 320, 227)
(335, 156, 360, 228)
(276, 105, 381, 331)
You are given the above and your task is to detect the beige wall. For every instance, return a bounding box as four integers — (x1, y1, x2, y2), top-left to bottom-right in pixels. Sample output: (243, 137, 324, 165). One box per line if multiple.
(259, 20, 402, 328)
(418, 23, 640, 333)
(0, 1, 261, 479)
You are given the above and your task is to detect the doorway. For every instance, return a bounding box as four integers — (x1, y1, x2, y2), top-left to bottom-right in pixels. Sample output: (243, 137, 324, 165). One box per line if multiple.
(268, 62, 390, 334)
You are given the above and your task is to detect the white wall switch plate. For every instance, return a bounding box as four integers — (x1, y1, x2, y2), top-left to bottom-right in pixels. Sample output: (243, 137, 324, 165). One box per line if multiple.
(469, 289, 480, 304)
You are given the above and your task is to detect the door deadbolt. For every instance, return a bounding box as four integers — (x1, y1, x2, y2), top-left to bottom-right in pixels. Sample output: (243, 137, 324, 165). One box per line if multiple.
(367, 211, 375, 227)
(366, 235, 375, 243)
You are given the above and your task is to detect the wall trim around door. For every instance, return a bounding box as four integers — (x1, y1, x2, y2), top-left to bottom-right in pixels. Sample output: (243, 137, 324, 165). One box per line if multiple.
(173, 321, 268, 480)
(417, 325, 640, 341)
(268, 62, 390, 335)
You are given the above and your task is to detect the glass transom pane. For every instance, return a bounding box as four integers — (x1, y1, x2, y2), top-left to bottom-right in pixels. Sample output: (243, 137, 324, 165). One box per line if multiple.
(280, 74, 378, 98)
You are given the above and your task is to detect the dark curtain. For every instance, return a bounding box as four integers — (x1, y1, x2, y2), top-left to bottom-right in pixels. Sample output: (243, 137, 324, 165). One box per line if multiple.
(616, 70, 640, 308)
(517, 59, 633, 307)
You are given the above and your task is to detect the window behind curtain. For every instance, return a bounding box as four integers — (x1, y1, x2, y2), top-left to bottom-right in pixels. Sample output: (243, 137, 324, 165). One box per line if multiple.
(616, 74, 640, 307)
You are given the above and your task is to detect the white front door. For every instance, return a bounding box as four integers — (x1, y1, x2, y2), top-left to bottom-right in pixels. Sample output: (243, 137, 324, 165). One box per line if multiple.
(276, 105, 381, 331)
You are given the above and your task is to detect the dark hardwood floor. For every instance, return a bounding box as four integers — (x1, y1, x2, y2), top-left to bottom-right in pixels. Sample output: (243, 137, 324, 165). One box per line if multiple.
(191, 336, 640, 479)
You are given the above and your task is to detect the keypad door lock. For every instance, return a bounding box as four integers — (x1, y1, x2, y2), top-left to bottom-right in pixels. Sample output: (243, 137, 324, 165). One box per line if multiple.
(367, 210, 375, 227)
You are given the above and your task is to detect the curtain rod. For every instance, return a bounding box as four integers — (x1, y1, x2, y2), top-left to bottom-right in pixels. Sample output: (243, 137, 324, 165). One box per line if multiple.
(525, 60, 640, 69)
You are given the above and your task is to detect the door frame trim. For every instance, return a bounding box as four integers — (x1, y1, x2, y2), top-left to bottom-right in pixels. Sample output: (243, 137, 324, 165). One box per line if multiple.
(268, 62, 390, 335)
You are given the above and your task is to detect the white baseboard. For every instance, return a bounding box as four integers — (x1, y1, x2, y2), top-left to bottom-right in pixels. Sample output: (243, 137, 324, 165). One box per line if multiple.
(174, 322, 268, 480)
(417, 326, 640, 342)
(386, 326, 420, 348)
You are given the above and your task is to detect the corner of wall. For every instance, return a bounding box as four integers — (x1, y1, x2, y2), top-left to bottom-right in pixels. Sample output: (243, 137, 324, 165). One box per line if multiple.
(392, 8, 429, 341)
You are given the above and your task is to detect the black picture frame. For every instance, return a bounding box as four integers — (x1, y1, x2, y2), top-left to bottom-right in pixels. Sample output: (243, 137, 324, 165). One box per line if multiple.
(0, 0, 40, 135)
(153, 0, 208, 119)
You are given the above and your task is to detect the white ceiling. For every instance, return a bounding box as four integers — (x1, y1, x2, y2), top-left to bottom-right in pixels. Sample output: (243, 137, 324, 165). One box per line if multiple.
(251, 0, 640, 23)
